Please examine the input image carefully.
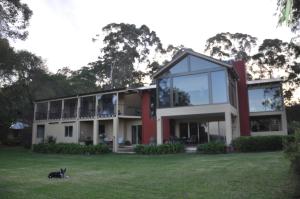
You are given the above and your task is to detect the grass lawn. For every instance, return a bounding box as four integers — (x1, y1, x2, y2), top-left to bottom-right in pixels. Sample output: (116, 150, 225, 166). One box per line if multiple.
(0, 147, 295, 199)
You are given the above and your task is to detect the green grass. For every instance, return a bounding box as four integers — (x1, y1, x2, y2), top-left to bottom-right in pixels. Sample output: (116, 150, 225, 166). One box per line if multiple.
(0, 147, 295, 199)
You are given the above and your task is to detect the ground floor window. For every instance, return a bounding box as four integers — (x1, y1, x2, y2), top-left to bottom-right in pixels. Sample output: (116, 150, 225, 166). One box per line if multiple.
(250, 115, 282, 132)
(65, 126, 73, 137)
(177, 121, 225, 145)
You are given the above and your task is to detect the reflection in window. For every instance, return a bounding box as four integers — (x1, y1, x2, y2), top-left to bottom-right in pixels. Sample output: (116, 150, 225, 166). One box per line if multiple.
(173, 73, 209, 106)
(208, 121, 226, 142)
(190, 55, 221, 71)
(158, 78, 171, 108)
(170, 57, 189, 74)
(250, 115, 282, 132)
(248, 86, 282, 112)
(97, 94, 116, 117)
(211, 71, 227, 103)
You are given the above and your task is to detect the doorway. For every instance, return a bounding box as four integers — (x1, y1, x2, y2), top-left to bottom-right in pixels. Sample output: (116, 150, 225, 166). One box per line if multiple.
(132, 125, 142, 144)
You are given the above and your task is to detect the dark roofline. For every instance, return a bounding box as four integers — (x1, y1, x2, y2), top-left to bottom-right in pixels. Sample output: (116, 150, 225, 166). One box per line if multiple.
(35, 87, 127, 103)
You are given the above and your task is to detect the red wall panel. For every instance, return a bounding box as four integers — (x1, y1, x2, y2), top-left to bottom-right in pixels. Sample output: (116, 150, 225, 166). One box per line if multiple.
(141, 90, 156, 144)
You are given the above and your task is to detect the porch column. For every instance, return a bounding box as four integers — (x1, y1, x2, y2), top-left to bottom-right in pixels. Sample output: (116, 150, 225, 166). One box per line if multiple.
(31, 123, 37, 146)
(61, 99, 64, 120)
(77, 97, 80, 119)
(225, 111, 233, 145)
(76, 121, 80, 143)
(47, 101, 50, 120)
(113, 117, 119, 152)
(93, 119, 99, 145)
(156, 116, 163, 145)
(281, 112, 288, 134)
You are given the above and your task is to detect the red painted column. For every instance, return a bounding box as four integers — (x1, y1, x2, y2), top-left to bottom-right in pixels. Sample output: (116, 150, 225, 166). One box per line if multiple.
(233, 61, 251, 136)
(141, 90, 156, 144)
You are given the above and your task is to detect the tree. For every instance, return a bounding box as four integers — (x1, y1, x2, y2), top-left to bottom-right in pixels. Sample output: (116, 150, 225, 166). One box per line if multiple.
(204, 32, 257, 61)
(0, 0, 32, 40)
(92, 23, 175, 89)
(277, 0, 300, 32)
(251, 39, 300, 103)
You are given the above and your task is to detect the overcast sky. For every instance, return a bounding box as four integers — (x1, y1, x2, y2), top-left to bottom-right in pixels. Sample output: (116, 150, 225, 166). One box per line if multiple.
(11, 0, 295, 73)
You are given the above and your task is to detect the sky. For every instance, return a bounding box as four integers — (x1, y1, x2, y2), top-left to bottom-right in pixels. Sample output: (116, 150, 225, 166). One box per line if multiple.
(11, 0, 296, 73)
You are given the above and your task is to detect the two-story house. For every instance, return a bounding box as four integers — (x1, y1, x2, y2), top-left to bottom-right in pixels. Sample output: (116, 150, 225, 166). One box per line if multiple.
(32, 49, 287, 152)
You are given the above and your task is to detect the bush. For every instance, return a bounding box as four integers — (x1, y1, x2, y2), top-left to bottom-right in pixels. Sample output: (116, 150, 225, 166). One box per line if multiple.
(134, 144, 184, 155)
(197, 141, 227, 154)
(232, 135, 294, 152)
(33, 143, 111, 154)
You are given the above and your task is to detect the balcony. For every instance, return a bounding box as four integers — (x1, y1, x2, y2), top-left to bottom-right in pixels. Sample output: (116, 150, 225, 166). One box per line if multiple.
(80, 108, 95, 118)
(118, 104, 141, 116)
(35, 112, 47, 120)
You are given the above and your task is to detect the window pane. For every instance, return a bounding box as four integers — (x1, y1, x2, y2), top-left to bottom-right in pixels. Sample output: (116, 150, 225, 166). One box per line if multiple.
(250, 115, 282, 132)
(211, 71, 227, 103)
(158, 78, 171, 108)
(190, 55, 221, 71)
(248, 86, 282, 112)
(65, 126, 68, 137)
(173, 73, 209, 106)
(170, 57, 189, 74)
(69, 126, 73, 137)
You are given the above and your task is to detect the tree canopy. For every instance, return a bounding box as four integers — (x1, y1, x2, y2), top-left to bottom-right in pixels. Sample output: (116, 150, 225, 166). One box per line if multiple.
(0, 0, 32, 40)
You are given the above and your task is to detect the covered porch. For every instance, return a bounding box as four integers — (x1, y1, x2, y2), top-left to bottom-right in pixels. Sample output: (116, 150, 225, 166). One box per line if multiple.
(156, 104, 240, 146)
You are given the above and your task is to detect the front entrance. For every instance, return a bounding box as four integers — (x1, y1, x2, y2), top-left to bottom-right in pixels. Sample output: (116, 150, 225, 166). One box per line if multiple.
(132, 125, 142, 144)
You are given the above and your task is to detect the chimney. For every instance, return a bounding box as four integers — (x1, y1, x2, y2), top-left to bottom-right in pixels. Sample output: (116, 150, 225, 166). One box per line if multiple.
(233, 60, 251, 136)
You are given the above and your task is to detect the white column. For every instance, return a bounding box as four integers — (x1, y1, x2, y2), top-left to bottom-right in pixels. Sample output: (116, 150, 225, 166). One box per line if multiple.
(61, 99, 64, 120)
(225, 111, 233, 145)
(33, 103, 37, 121)
(156, 116, 163, 145)
(95, 96, 98, 119)
(113, 117, 119, 152)
(47, 101, 50, 120)
(31, 124, 37, 146)
(93, 119, 99, 145)
(77, 97, 80, 119)
(76, 121, 80, 143)
(281, 112, 288, 135)
(116, 92, 119, 117)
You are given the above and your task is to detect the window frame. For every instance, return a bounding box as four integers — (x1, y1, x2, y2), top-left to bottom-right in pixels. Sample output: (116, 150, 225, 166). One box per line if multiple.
(64, 126, 73, 137)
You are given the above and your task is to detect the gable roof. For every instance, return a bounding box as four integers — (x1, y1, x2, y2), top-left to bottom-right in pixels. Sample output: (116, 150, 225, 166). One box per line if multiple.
(152, 49, 239, 79)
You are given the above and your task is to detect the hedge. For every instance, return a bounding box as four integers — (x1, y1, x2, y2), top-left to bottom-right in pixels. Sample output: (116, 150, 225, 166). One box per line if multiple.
(33, 143, 111, 154)
(197, 141, 227, 154)
(134, 144, 184, 154)
(232, 135, 294, 152)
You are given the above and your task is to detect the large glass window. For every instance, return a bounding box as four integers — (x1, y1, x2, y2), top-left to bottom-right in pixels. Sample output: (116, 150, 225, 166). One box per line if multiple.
(208, 121, 226, 142)
(190, 55, 221, 71)
(158, 78, 171, 108)
(170, 57, 189, 74)
(250, 115, 282, 132)
(97, 94, 116, 117)
(211, 71, 227, 103)
(173, 73, 209, 106)
(248, 86, 282, 112)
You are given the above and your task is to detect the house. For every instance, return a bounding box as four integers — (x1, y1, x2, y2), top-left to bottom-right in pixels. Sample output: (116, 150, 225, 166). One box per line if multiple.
(32, 49, 287, 152)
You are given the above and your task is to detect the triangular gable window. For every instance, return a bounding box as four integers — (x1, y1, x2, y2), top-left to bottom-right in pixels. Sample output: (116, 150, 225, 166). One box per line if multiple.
(190, 55, 221, 71)
(169, 56, 189, 74)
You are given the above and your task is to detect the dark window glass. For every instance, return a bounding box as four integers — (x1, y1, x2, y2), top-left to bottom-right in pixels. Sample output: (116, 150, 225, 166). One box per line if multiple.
(97, 94, 116, 117)
(65, 126, 73, 137)
(179, 123, 188, 138)
(37, 125, 45, 138)
(190, 55, 221, 71)
(169, 57, 189, 74)
(208, 121, 226, 142)
(248, 86, 282, 112)
(250, 115, 282, 132)
(173, 73, 209, 106)
(150, 90, 156, 117)
(211, 70, 227, 103)
(158, 78, 171, 108)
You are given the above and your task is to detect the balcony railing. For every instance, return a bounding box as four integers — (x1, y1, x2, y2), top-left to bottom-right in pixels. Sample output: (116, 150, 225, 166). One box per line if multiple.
(49, 112, 61, 120)
(35, 112, 47, 120)
(80, 108, 95, 118)
(62, 109, 77, 119)
(118, 104, 141, 116)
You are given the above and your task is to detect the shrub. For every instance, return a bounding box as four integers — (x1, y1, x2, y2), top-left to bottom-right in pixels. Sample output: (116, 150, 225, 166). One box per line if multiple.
(33, 143, 111, 154)
(232, 135, 294, 152)
(197, 141, 227, 154)
(134, 144, 184, 154)
(46, 136, 56, 144)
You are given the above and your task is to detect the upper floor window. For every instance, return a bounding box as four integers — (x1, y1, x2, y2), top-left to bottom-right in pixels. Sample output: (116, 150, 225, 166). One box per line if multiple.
(173, 73, 209, 106)
(211, 71, 227, 104)
(248, 85, 283, 112)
